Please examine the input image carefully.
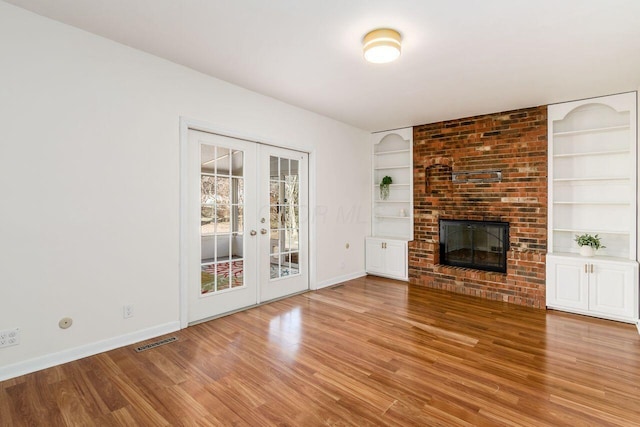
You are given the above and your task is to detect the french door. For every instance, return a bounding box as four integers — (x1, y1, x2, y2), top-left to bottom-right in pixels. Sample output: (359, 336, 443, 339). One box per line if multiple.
(259, 145, 309, 302)
(187, 129, 308, 323)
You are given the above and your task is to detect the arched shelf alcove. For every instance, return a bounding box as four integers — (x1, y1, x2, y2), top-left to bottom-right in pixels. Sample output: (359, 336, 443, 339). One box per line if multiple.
(371, 128, 413, 240)
(547, 92, 637, 259)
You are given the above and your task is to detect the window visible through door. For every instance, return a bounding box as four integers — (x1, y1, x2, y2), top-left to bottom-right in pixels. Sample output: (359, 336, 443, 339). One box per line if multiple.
(200, 145, 245, 294)
(269, 156, 300, 279)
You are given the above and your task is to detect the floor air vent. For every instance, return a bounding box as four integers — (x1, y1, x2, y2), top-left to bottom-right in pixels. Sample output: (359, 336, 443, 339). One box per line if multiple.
(134, 336, 178, 353)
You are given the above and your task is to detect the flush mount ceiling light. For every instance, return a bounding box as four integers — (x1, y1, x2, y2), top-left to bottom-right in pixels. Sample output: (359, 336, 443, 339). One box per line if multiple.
(362, 28, 402, 64)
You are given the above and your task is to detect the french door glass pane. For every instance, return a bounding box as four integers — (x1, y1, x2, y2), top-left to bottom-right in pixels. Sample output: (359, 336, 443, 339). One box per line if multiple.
(233, 178, 244, 205)
(201, 144, 245, 295)
(215, 147, 230, 174)
(231, 150, 243, 176)
(233, 205, 243, 233)
(269, 155, 300, 280)
(270, 181, 280, 204)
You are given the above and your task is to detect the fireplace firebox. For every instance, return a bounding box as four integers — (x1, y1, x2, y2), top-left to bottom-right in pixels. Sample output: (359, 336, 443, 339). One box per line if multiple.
(439, 220, 509, 273)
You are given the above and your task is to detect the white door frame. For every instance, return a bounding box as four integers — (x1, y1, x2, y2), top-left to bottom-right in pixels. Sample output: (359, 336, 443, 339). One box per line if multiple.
(179, 117, 317, 329)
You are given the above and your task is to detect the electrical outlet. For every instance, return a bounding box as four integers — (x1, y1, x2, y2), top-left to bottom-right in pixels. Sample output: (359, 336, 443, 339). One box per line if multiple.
(0, 328, 20, 348)
(123, 304, 134, 319)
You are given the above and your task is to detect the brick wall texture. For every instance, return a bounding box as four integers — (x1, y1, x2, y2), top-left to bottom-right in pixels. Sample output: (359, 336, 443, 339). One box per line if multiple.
(410, 106, 548, 308)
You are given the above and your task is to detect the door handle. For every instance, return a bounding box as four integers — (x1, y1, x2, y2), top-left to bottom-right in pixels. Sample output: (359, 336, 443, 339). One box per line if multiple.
(261, 228, 268, 235)
(250, 230, 257, 236)
(584, 264, 587, 273)
(590, 264, 594, 274)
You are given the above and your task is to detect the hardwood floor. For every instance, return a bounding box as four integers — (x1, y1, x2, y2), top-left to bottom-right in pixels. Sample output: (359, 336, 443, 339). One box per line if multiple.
(3, 275, 640, 426)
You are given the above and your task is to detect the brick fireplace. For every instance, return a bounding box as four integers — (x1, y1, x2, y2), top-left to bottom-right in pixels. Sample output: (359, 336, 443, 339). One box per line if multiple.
(410, 106, 547, 308)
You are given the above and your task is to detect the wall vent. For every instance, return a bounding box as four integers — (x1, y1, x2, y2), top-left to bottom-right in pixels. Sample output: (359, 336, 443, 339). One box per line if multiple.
(134, 336, 178, 353)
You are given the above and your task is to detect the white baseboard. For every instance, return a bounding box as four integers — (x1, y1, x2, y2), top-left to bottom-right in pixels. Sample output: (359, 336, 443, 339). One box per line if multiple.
(0, 321, 180, 382)
(315, 270, 366, 290)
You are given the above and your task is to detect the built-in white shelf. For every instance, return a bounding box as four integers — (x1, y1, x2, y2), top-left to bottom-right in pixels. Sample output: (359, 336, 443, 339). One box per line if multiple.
(375, 165, 411, 170)
(553, 177, 630, 182)
(374, 149, 411, 155)
(553, 149, 629, 158)
(370, 128, 413, 242)
(553, 201, 630, 205)
(552, 124, 630, 137)
(548, 92, 637, 258)
(553, 228, 630, 235)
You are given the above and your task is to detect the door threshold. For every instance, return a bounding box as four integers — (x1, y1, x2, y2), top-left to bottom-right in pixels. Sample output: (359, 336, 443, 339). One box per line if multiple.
(187, 289, 310, 326)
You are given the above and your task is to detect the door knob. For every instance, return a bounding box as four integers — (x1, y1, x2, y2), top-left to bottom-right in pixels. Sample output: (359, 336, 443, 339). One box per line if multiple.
(250, 230, 257, 236)
(261, 228, 268, 235)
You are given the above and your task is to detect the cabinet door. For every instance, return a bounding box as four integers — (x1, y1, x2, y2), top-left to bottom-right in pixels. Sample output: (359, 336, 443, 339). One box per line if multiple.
(384, 240, 407, 280)
(589, 261, 638, 319)
(546, 257, 588, 310)
(365, 238, 385, 275)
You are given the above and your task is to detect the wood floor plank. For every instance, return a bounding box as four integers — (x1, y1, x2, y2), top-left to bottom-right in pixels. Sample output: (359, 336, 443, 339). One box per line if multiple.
(50, 379, 97, 426)
(2, 276, 640, 426)
(107, 374, 171, 426)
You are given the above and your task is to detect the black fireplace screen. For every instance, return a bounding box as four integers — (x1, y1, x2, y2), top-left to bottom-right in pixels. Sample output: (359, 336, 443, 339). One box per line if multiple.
(439, 220, 509, 273)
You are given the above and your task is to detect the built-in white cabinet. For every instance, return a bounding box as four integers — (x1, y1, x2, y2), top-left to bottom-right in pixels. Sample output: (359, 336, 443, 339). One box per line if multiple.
(366, 128, 413, 281)
(365, 237, 408, 281)
(546, 254, 638, 322)
(547, 92, 639, 324)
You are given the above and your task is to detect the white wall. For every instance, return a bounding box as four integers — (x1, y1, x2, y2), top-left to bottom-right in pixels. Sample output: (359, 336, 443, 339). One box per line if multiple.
(0, 2, 370, 379)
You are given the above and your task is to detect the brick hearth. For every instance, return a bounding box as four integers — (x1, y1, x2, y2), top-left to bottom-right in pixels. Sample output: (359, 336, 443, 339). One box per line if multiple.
(410, 106, 547, 308)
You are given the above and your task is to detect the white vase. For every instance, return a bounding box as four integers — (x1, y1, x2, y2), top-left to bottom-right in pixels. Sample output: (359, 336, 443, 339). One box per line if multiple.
(380, 185, 390, 200)
(579, 246, 595, 257)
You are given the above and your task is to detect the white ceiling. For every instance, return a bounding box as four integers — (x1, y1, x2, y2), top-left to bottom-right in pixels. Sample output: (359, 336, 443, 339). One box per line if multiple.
(6, 0, 640, 131)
